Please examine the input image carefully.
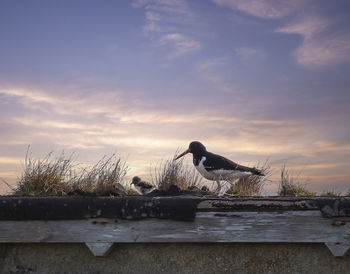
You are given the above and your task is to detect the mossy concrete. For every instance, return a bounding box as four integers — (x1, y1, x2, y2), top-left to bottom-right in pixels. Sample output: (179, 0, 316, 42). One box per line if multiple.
(0, 243, 349, 274)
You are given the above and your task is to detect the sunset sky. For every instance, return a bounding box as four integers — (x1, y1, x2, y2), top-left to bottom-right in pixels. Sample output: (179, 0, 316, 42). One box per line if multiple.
(1, 0, 350, 194)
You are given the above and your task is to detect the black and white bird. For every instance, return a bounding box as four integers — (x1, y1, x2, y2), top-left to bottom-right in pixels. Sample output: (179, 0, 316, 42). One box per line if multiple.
(131, 176, 154, 195)
(175, 141, 264, 195)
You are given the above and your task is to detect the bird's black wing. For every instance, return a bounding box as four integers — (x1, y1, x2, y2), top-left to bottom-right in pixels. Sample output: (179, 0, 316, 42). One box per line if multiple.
(204, 152, 264, 176)
(138, 182, 153, 189)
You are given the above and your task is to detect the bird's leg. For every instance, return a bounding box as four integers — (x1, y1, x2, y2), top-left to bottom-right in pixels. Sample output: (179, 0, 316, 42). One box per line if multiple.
(218, 181, 233, 197)
(227, 179, 235, 187)
(215, 180, 221, 195)
(217, 178, 238, 197)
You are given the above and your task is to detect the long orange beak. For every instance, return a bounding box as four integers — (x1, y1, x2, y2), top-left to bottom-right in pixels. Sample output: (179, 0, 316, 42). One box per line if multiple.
(175, 148, 191, 160)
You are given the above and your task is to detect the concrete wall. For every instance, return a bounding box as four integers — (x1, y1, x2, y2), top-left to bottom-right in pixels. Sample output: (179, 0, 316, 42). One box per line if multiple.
(1, 243, 349, 274)
(1, 197, 349, 273)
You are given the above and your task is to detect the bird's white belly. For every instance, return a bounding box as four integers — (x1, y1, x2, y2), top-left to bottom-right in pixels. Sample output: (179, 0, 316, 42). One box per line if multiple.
(195, 163, 217, 180)
(134, 185, 144, 195)
(196, 157, 249, 181)
(134, 185, 153, 195)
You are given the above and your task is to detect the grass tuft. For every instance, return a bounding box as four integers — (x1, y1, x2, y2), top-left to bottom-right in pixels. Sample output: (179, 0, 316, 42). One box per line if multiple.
(13, 147, 128, 196)
(278, 164, 315, 197)
(71, 154, 128, 195)
(319, 190, 342, 197)
(226, 161, 270, 196)
(15, 150, 73, 196)
(3, 147, 347, 197)
(151, 151, 203, 191)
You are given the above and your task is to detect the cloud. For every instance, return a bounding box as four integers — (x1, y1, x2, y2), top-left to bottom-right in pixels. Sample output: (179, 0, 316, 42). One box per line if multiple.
(0, 88, 127, 118)
(0, 86, 310, 156)
(212, 0, 305, 19)
(277, 15, 331, 37)
(277, 15, 350, 68)
(211, 1, 350, 68)
(158, 33, 201, 58)
(0, 157, 23, 165)
(132, 0, 201, 58)
(142, 0, 193, 31)
(235, 47, 264, 60)
(0, 88, 61, 106)
(1, 85, 350, 194)
(196, 56, 244, 94)
(197, 57, 227, 72)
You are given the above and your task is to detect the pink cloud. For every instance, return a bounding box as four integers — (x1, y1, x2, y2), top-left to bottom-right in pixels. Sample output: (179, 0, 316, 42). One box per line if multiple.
(212, 0, 306, 19)
(132, 0, 201, 59)
(277, 15, 350, 68)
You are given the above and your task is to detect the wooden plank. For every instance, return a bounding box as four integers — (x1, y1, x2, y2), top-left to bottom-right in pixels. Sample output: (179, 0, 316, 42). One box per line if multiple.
(0, 211, 349, 244)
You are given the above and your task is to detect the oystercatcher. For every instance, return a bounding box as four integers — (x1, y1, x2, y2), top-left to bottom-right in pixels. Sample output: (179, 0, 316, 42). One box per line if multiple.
(175, 141, 264, 195)
(131, 176, 154, 195)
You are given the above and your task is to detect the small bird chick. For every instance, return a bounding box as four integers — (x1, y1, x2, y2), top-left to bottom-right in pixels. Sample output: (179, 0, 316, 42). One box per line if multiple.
(131, 176, 154, 195)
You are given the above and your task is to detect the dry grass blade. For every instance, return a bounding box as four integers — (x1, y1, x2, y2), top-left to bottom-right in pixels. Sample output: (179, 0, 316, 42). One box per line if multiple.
(16, 150, 75, 196)
(14, 148, 128, 196)
(74, 154, 129, 195)
(227, 160, 271, 196)
(278, 164, 315, 197)
(319, 190, 342, 197)
(0, 178, 16, 193)
(151, 151, 203, 191)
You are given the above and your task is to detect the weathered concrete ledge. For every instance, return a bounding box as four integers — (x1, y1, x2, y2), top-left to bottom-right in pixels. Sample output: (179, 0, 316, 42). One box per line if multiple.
(197, 196, 350, 217)
(0, 196, 198, 221)
(1, 196, 350, 220)
(0, 196, 349, 259)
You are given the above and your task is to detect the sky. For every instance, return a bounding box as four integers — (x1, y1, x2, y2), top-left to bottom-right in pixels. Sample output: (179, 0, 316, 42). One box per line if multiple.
(1, 0, 350, 195)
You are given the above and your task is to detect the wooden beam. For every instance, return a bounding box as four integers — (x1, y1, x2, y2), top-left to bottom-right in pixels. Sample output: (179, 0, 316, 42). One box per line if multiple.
(0, 211, 349, 256)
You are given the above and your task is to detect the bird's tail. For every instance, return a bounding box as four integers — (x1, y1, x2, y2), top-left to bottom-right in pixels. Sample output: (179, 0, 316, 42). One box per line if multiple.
(251, 168, 264, 176)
